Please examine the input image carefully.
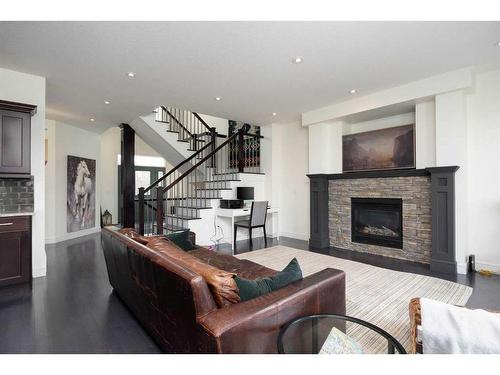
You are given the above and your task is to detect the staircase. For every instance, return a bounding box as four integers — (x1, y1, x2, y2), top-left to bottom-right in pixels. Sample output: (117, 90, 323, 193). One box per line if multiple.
(137, 107, 263, 244)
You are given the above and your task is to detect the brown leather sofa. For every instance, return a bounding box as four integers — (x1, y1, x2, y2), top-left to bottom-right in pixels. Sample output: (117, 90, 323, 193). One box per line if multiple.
(101, 226, 346, 353)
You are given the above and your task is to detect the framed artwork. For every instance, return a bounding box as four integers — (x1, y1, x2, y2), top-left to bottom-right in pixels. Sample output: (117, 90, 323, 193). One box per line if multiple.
(342, 124, 415, 172)
(67, 155, 96, 232)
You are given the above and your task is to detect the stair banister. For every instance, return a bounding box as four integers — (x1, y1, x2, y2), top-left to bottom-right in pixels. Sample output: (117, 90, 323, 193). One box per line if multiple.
(161, 128, 245, 194)
(138, 140, 215, 234)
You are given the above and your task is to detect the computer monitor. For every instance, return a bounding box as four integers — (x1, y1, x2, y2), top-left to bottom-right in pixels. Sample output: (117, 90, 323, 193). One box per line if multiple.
(237, 187, 254, 201)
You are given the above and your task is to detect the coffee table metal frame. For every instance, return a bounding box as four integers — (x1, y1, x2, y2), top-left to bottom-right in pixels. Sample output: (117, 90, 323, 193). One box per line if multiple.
(277, 313, 407, 354)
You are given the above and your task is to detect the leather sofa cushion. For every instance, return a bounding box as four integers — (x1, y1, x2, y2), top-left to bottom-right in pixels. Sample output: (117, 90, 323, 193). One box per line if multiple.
(147, 237, 240, 308)
(118, 228, 153, 245)
(188, 248, 277, 280)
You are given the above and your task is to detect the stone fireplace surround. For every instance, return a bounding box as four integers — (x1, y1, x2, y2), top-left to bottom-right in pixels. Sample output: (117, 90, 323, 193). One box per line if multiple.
(308, 167, 459, 274)
(329, 175, 431, 264)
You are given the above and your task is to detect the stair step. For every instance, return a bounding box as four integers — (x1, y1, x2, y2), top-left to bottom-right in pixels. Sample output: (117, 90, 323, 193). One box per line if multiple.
(174, 207, 203, 218)
(182, 138, 206, 143)
(184, 196, 222, 200)
(213, 171, 264, 176)
(195, 188, 232, 191)
(155, 120, 170, 124)
(175, 205, 213, 209)
(166, 214, 201, 221)
(163, 224, 189, 232)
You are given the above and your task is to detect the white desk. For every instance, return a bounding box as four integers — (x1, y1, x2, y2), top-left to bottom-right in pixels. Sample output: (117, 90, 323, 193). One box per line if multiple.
(214, 207, 279, 252)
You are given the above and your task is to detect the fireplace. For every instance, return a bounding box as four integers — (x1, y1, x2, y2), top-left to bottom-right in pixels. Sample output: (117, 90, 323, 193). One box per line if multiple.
(351, 198, 403, 249)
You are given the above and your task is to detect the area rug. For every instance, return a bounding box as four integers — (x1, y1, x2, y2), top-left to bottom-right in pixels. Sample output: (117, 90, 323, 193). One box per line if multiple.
(236, 246, 473, 353)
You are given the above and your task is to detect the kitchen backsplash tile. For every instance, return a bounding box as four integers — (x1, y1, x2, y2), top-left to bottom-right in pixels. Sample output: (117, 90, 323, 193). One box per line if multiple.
(0, 177, 34, 214)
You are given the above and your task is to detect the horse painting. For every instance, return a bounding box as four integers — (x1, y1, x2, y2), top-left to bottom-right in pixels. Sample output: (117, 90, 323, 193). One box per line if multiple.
(67, 156, 96, 232)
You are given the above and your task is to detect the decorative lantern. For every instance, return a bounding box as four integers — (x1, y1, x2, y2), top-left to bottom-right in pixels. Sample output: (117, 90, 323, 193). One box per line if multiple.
(102, 210, 113, 226)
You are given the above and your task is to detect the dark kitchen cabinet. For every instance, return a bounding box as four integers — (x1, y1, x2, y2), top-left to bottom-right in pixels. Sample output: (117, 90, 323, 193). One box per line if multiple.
(0, 100, 36, 176)
(0, 216, 32, 287)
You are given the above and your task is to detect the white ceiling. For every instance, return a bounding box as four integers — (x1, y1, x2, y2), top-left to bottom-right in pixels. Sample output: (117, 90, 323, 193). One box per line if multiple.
(0, 21, 499, 133)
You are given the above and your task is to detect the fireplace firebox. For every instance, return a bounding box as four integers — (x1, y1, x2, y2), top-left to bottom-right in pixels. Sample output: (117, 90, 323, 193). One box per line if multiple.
(351, 198, 403, 249)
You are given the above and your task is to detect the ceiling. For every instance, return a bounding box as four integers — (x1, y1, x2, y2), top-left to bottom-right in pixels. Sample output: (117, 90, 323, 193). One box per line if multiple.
(0, 21, 499, 133)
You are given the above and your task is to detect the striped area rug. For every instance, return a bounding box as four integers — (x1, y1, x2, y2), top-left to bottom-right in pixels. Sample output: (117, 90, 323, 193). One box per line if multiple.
(236, 246, 473, 353)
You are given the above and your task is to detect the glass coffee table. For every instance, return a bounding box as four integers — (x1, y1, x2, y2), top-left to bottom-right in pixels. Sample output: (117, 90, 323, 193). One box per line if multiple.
(278, 314, 406, 354)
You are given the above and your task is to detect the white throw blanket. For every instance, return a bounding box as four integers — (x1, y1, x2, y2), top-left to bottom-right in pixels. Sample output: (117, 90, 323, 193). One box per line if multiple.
(421, 298, 500, 354)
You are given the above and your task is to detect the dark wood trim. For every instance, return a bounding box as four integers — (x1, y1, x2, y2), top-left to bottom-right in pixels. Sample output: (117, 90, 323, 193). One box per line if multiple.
(0, 100, 37, 116)
(0, 173, 32, 179)
(307, 168, 430, 180)
(427, 166, 459, 274)
(120, 124, 135, 228)
(308, 176, 330, 249)
(425, 166, 460, 174)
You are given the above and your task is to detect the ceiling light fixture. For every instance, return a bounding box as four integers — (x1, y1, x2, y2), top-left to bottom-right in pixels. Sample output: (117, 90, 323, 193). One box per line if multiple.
(349, 89, 357, 94)
(215, 97, 221, 101)
(496, 41, 500, 46)
(272, 112, 277, 116)
(127, 72, 135, 78)
(90, 118, 95, 122)
(292, 56, 304, 64)
(104, 100, 110, 105)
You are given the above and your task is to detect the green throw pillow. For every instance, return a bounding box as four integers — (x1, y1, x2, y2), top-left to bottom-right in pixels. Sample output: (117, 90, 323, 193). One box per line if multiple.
(235, 258, 303, 301)
(164, 230, 195, 251)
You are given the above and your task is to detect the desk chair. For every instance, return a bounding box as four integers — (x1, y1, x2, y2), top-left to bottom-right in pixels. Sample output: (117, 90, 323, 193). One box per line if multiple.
(234, 201, 268, 250)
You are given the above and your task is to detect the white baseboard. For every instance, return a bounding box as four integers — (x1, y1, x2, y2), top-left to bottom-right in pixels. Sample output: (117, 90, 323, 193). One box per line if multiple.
(456, 262, 467, 275)
(280, 232, 309, 241)
(475, 261, 500, 274)
(45, 227, 101, 244)
(33, 266, 47, 278)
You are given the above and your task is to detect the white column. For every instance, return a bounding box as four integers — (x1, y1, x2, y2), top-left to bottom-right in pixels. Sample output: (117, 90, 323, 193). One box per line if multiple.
(308, 120, 344, 174)
(435, 90, 468, 273)
(415, 99, 436, 168)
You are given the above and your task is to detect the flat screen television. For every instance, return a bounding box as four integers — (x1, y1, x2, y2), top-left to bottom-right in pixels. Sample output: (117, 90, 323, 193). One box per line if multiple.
(237, 187, 254, 201)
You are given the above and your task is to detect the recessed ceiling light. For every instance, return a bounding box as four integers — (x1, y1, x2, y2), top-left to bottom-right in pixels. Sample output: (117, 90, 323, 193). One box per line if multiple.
(496, 41, 500, 47)
(104, 100, 110, 105)
(292, 56, 304, 64)
(272, 112, 277, 116)
(349, 89, 357, 94)
(127, 72, 135, 78)
(90, 118, 95, 122)
(215, 97, 221, 101)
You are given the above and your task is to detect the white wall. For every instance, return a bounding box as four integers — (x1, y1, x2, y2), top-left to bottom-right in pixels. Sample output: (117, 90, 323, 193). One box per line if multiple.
(199, 114, 228, 136)
(267, 121, 310, 240)
(466, 69, 500, 273)
(45, 121, 101, 244)
(100, 127, 171, 221)
(0, 67, 46, 277)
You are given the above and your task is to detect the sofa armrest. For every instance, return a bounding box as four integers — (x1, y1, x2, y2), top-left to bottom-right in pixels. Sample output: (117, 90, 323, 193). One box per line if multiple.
(196, 268, 346, 353)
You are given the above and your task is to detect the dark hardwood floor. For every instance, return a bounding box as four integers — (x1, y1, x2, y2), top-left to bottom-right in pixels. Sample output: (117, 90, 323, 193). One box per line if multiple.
(0, 232, 498, 353)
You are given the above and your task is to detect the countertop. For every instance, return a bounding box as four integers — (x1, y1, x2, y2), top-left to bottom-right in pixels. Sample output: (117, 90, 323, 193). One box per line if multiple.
(0, 212, 34, 218)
